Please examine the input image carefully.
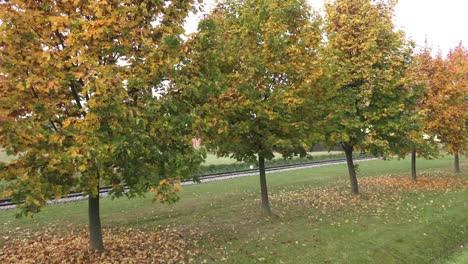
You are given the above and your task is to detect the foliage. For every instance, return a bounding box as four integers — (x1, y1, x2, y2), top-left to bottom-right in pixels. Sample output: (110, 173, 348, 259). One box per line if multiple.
(174, 0, 323, 213)
(0, 0, 202, 213)
(321, 0, 415, 155)
(384, 47, 439, 161)
(383, 45, 442, 180)
(0, 0, 203, 249)
(178, 0, 322, 163)
(407, 47, 439, 155)
(319, 0, 416, 192)
(423, 44, 468, 156)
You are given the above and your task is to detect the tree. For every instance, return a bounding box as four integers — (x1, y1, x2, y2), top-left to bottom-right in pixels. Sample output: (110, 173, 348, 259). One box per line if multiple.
(0, 0, 203, 251)
(320, 0, 415, 193)
(176, 0, 322, 215)
(424, 43, 468, 173)
(389, 45, 440, 181)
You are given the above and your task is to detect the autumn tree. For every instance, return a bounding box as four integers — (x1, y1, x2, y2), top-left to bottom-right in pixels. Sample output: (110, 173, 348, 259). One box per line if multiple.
(0, 1, 203, 251)
(424, 43, 468, 173)
(320, 0, 415, 193)
(176, 0, 322, 215)
(383, 45, 441, 181)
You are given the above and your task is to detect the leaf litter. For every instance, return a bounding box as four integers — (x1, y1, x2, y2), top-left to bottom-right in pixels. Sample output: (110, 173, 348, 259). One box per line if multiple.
(270, 172, 468, 215)
(1, 170, 467, 263)
(0, 225, 205, 263)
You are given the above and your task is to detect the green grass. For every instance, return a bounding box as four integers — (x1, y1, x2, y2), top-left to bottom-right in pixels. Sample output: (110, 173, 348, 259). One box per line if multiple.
(0, 155, 467, 263)
(199, 151, 347, 174)
(444, 248, 468, 264)
(203, 151, 343, 166)
(203, 153, 241, 165)
(0, 149, 13, 194)
(204, 151, 343, 165)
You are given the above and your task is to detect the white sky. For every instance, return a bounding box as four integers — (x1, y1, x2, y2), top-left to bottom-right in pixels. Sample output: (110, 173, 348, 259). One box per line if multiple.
(185, 0, 468, 56)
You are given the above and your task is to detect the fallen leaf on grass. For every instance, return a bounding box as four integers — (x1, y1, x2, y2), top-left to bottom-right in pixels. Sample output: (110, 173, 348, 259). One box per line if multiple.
(1, 225, 203, 263)
(269, 174, 468, 215)
(361, 175, 468, 192)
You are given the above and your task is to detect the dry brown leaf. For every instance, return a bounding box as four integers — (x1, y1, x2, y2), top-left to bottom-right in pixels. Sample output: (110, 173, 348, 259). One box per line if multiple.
(1, 225, 203, 263)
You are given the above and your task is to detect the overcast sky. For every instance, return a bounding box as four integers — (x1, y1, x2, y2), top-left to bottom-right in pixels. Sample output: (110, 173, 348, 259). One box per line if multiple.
(185, 0, 468, 56)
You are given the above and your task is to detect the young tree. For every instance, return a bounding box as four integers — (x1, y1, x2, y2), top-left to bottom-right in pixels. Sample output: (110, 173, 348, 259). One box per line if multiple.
(388, 46, 440, 181)
(424, 43, 468, 173)
(320, 0, 415, 193)
(0, 1, 202, 251)
(445, 44, 468, 172)
(176, 0, 322, 215)
(403, 124, 439, 181)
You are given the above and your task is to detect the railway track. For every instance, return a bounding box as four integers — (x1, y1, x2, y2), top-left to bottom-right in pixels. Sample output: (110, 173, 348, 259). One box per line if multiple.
(0, 156, 375, 209)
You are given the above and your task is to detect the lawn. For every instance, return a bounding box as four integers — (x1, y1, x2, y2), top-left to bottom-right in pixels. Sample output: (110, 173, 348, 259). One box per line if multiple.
(445, 249, 468, 264)
(0, 155, 467, 263)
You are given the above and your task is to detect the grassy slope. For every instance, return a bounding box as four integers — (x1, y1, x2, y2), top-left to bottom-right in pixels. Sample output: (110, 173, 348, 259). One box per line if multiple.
(0, 156, 467, 263)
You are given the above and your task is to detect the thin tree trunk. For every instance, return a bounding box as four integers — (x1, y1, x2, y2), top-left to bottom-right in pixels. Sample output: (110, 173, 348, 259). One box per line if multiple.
(88, 195, 104, 251)
(454, 152, 460, 173)
(258, 155, 272, 215)
(343, 144, 359, 194)
(411, 150, 417, 181)
(69, 82, 103, 250)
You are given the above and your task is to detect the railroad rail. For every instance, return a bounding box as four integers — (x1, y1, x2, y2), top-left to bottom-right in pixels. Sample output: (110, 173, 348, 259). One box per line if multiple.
(0, 156, 375, 209)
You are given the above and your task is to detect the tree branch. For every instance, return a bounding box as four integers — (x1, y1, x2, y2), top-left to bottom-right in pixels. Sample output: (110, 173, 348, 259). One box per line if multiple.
(30, 86, 59, 132)
(70, 81, 85, 116)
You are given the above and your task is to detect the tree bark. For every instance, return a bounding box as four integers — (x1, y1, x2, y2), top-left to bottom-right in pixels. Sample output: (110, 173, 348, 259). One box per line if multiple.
(69, 79, 104, 250)
(411, 149, 417, 181)
(258, 155, 272, 215)
(454, 152, 460, 173)
(343, 144, 359, 194)
(88, 195, 104, 251)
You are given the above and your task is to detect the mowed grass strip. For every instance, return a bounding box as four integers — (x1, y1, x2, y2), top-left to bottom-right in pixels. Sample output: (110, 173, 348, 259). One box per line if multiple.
(0, 156, 467, 263)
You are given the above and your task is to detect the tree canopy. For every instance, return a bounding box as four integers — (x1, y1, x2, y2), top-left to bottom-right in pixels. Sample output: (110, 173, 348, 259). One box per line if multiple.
(0, 0, 203, 250)
(176, 0, 323, 214)
(320, 0, 416, 193)
(420, 43, 468, 172)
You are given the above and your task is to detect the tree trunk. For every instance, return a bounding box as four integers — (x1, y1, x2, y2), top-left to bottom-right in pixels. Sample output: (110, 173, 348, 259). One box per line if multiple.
(258, 155, 272, 215)
(454, 152, 460, 173)
(411, 149, 417, 181)
(88, 195, 104, 251)
(343, 144, 359, 194)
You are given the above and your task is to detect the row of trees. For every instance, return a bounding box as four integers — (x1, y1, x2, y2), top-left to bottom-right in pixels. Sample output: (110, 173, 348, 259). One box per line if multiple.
(0, 0, 466, 251)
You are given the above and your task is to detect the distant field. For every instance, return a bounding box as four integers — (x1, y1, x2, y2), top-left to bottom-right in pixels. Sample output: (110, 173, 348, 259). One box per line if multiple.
(203, 151, 343, 165)
(0, 148, 14, 163)
(0, 150, 342, 165)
